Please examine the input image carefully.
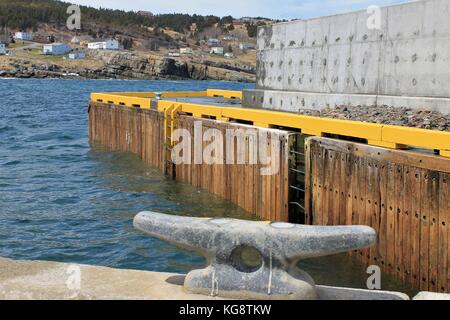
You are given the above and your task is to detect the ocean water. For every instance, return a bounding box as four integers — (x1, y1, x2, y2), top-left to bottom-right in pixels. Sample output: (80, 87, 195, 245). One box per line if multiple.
(0, 79, 416, 294)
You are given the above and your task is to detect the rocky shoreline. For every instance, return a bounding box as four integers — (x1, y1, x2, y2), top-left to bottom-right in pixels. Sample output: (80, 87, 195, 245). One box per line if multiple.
(0, 50, 256, 82)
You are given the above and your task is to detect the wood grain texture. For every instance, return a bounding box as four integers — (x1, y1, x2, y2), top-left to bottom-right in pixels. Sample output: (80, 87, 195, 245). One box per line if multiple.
(306, 137, 450, 293)
(88, 102, 290, 221)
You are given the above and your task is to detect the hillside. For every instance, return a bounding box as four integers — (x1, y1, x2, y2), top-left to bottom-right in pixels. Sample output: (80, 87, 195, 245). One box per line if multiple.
(0, 0, 272, 81)
(0, 0, 224, 33)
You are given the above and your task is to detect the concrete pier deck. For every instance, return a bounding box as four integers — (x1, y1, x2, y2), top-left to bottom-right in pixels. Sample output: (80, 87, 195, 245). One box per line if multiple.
(0, 257, 213, 300)
(0, 257, 417, 300)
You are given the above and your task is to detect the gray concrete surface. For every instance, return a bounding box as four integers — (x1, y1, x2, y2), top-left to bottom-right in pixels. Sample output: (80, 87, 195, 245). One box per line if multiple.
(0, 257, 212, 300)
(413, 291, 450, 300)
(0, 257, 413, 300)
(244, 0, 450, 114)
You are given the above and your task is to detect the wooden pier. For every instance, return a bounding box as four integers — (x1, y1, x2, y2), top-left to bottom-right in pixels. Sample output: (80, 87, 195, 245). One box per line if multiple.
(88, 90, 449, 293)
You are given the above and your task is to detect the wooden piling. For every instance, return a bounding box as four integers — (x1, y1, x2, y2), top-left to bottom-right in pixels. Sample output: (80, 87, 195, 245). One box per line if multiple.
(88, 102, 291, 221)
(306, 137, 450, 293)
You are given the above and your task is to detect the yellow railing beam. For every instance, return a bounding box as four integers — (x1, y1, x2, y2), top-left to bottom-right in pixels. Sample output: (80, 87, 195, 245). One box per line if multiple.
(90, 90, 450, 158)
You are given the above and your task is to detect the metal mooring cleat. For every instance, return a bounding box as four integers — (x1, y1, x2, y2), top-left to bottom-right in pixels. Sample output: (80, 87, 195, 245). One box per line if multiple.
(134, 212, 376, 300)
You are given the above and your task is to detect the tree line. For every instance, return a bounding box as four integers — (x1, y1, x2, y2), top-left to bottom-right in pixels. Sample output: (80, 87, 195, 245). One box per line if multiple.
(0, 0, 236, 33)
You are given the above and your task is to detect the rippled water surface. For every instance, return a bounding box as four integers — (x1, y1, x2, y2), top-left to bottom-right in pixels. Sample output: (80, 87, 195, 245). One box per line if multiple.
(0, 79, 416, 295)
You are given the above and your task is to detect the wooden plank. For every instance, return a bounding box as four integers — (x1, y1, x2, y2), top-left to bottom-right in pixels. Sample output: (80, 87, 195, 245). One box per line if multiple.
(419, 170, 431, 291)
(402, 166, 413, 283)
(357, 156, 367, 260)
(311, 142, 320, 224)
(331, 150, 341, 226)
(386, 163, 396, 274)
(363, 159, 375, 264)
(438, 173, 449, 293)
(428, 171, 440, 292)
(409, 167, 422, 288)
(339, 152, 349, 226)
(378, 162, 388, 269)
(319, 148, 328, 225)
(370, 161, 381, 266)
(277, 134, 287, 222)
(394, 164, 405, 280)
(345, 153, 354, 228)
(305, 139, 312, 224)
(349, 155, 360, 256)
(322, 148, 331, 226)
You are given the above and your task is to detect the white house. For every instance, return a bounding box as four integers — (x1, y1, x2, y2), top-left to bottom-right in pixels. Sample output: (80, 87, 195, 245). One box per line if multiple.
(69, 52, 86, 59)
(14, 32, 33, 41)
(210, 47, 224, 55)
(207, 38, 221, 47)
(43, 43, 72, 55)
(239, 43, 255, 51)
(88, 39, 119, 50)
(167, 51, 180, 57)
(180, 47, 193, 55)
(0, 43, 6, 55)
(71, 36, 81, 44)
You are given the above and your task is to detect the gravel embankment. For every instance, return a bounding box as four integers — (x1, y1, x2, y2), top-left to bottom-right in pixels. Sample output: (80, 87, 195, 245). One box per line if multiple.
(298, 105, 450, 131)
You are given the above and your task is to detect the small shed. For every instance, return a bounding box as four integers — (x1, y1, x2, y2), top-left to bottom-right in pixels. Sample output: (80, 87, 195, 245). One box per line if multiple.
(14, 32, 33, 41)
(69, 52, 86, 59)
(239, 43, 255, 51)
(43, 43, 72, 55)
(0, 43, 6, 55)
(71, 36, 81, 44)
(207, 38, 221, 47)
(210, 47, 224, 55)
(88, 39, 119, 50)
(180, 48, 193, 55)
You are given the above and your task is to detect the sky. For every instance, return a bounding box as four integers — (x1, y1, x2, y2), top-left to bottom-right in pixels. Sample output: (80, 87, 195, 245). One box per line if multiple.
(71, 0, 412, 20)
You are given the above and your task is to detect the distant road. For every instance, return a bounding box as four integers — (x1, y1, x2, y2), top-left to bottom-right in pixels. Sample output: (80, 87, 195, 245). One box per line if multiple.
(13, 42, 42, 51)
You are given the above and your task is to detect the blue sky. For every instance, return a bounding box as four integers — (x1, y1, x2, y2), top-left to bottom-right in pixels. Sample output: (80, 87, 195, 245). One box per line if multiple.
(72, 0, 412, 20)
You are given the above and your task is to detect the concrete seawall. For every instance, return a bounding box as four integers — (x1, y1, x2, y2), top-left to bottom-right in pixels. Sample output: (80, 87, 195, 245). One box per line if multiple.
(244, 0, 450, 114)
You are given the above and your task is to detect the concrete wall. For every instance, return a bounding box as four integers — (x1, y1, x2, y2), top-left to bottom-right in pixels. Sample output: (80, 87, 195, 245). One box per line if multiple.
(244, 0, 450, 114)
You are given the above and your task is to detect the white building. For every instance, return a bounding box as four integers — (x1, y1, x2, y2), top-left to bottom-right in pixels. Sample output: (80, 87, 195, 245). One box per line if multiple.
(69, 52, 86, 59)
(207, 38, 220, 47)
(239, 43, 255, 51)
(180, 47, 193, 55)
(0, 43, 6, 55)
(210, 47, 224, 55)
(88, 39, 119, 50)
(43, 43, 72, 55)
(14, 32, 33, 41)
(167, 51, 180, 57)
(71, 36, 81, 44)
(223, 36, 238, 41)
